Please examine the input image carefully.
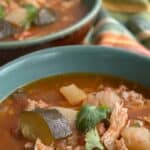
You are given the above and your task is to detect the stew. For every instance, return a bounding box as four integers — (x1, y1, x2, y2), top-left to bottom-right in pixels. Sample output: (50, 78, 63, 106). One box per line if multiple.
(0, 0, 87, 41)
(0, 73, 149, 150)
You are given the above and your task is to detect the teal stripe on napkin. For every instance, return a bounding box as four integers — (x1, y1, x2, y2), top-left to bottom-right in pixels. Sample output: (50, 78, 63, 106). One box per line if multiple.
(126, 12, 150, 49)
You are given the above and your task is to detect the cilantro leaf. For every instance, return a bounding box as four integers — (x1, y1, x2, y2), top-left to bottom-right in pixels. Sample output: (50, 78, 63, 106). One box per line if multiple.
(85, 128, 104, 150)
(76, 104, 110, 132)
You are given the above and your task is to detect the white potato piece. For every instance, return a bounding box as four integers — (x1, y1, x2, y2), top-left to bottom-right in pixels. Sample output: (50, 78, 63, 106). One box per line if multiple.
(96, 90, 122, 109)
(121, 127, 150, 150)
(60, 84, 87, 105)
(5, 7, 27, 27)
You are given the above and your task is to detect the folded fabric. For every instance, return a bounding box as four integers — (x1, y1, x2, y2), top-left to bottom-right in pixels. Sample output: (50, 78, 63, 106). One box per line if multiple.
(126, 12, 150, 49)
(103, 0, 150, 13)
(83, 9, 150, 56)
(108, 11, 133, 23)
(84, 9, 134, 43)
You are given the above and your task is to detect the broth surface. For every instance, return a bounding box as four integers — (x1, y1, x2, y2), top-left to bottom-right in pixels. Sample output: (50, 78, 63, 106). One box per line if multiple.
(1, 0, 88, 41)
(0, 73, 149, 150)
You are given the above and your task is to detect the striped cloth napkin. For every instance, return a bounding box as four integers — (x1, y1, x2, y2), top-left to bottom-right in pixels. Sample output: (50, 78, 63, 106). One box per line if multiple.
(103, 0, 150, 13)
(83, 6, 150, 56)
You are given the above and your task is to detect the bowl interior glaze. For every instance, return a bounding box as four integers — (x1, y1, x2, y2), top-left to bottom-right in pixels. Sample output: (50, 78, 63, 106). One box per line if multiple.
(0, 45, 150, 100)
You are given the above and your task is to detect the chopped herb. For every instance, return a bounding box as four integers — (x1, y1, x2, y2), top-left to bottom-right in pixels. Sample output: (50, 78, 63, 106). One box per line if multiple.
(85, 128, 104, 150)
(76, 104, 110, 132)
(24, 4, 38, 28)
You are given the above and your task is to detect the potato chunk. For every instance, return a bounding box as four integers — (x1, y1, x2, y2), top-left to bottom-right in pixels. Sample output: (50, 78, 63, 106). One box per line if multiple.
(5, 7, 27, 27)
(121, 127, 150, 150)
(60, 84, 87, 105)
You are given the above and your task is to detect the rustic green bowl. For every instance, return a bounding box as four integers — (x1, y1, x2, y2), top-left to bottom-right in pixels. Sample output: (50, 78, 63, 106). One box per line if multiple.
(0, 0, 101, 65)
(0, 0, 101, 49)
(0, 45, 150, 101)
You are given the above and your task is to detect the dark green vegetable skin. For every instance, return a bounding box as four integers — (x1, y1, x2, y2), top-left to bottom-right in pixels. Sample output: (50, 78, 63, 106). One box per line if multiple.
(0, 20, 19, 39)
(76, 104, 110, 132)
(20, 109, 72, 145)
(37, 109, 72, 139)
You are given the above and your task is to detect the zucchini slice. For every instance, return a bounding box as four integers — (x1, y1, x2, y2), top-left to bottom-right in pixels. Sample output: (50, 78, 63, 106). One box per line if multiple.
(20, 109, 72, 145)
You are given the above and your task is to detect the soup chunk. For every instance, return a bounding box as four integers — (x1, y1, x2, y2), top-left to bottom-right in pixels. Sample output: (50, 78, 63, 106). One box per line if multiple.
(0, 0, 87, 41)
(0, 73, 149, 150)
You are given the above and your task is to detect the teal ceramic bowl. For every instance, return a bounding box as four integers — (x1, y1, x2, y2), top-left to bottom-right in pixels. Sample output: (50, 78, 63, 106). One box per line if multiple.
(0, 45, 150, 101)
(0, 0, 101, 49)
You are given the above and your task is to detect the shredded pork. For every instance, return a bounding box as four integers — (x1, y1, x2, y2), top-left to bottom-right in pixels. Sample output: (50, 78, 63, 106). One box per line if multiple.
(34, 139, 54, 150)
(115, 138, 128, 150)
(102, 103, 128, 150)
(26, 99, 49, 111)
(96, 90, 122, 109)
(86, 85, 146, 109)
(85, 89, 123, 109)
(121, 90, 144, 107)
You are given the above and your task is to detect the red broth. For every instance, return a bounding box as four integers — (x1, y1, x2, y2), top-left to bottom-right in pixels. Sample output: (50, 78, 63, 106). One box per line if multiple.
(0, 73, 149, 150)
(1, 0, 88, 41)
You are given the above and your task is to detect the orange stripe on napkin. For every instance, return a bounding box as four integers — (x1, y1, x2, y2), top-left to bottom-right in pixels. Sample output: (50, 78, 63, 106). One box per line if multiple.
(95, 32, 150, 56)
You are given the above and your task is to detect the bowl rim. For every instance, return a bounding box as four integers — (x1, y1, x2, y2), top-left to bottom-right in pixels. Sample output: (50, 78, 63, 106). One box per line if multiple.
(0, 45, 150, 100)
(0, 0, 101, 49)
(1, 45, 150, 71)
